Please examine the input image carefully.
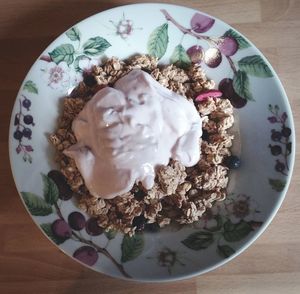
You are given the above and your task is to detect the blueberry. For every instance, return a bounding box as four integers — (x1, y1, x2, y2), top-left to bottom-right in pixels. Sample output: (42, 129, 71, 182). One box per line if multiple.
(83, 75, 97, 87)
(23, 127, 32, 139)
(271, 130, 282, 142)
(223, 155, 241, 169)
(132, 215, 147, 231)
(13, 130, 23, 140)
(202, 129, 209, 141)
(22, 98, 31, 110)
(269, 145, 282, 156)
(23, 115, 34, 125)
(132, 185, 146, 201)
(68, 212, 86, 231)
(281, 127, 291, 138)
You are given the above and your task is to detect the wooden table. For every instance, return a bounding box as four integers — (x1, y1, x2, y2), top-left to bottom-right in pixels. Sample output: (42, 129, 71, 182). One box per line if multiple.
(1, 0, 299, 293)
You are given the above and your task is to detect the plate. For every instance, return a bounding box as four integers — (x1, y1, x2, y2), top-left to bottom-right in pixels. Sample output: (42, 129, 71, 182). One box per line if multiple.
(9, 3, 295, 282)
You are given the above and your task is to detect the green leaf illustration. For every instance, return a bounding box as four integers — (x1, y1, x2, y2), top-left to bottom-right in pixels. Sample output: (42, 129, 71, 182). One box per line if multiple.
(170, 44, 191, 69)
(49, 44, 75, 66)
(40, 223, 66, 245)
(233, 70, 254, 101)
(223, 220, 253, 242)
(66, 27, 81, 41)
(105, 230, 117, 240)
(83, 37, 111, 56)
(41, 173, 59, 205)
(217, 245, 235, 258)
(121, 233, 144, 263)
(23, 80, 38, 94)
(147, 23, 169, 59)
(223, 29, 250, 49)
(181, 231, 214, 250)
(21, 192, 52, 216)
(74, 55, 91, 72)
(238, 55, 273, 78)
(269, 178, 286, 192)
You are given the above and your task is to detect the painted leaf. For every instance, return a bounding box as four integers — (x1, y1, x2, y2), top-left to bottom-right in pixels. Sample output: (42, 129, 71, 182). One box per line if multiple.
(238, 55, 273, 78)
(233, 70, 254, 101)
(217, 245, 235, 258)
(41, 173, 59, 205)
(223, 220, 253, 242)
(23, 80, 38, 94)
(170, 44, 191, 69)
(181, 231, 214, 250)
(269, 178, 286, 192)
(49, 44, 75, 66)
(74, 55, 91, 72)
(66, 27, 81, 41)
(105, 230, 117, 240)
(147, 23, 169, 59)
(223, 29, 250, 49)
(83, 37, 111, 56)
(121, 233, 144, 262)
(21, 192, 52, 216)
(40, 223, 66, 245)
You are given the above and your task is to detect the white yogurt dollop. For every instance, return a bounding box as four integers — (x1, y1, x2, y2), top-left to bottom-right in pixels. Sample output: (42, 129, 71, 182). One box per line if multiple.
(64, 69, 202, 199)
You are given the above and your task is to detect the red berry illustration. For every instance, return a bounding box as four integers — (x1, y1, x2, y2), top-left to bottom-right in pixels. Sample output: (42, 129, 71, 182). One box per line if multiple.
(73, 246, 98, 266)
(187, 45, 204, 63)
(190, 13, 215, 33)
(52, 219, 72, 239)
(218, 37, 238, 56)
(68, 211, 86, 231)
(86, 218, 104, 236)
(204, 48, 222, 68)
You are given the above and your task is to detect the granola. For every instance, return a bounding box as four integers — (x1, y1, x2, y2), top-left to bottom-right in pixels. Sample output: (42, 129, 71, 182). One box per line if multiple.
(49, 54, 234, 235)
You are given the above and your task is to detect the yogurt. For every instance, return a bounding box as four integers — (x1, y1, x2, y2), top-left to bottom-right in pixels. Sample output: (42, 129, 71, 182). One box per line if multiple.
(64, 69, 202, 199)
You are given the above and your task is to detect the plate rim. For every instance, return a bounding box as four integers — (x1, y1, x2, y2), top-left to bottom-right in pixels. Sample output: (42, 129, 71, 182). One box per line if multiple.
(8, 2, 296, 282)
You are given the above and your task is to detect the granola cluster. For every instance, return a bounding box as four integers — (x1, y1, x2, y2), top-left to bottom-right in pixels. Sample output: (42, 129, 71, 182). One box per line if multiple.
(49, 55, 234, 235)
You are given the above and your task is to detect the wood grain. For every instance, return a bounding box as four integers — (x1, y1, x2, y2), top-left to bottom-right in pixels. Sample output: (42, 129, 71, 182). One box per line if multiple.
(0, 0, 299, 293)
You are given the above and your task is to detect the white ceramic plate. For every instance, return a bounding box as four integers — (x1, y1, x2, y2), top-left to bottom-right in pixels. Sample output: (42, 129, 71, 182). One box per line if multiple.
(9, 3, 295, 282)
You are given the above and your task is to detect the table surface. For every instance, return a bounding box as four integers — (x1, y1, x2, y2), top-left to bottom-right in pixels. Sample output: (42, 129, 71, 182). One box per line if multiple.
(1, 0, 299, 293)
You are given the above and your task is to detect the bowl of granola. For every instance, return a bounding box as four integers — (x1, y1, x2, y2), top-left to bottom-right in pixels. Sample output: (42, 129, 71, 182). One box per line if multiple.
(9, 3, 295, 282)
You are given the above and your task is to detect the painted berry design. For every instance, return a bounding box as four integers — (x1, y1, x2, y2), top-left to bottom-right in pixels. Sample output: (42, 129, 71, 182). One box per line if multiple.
(13, 80, 37, 163)
(21, 172, 131, 278)
(267, 105, 292, 192)
(147, 9, 273, 108)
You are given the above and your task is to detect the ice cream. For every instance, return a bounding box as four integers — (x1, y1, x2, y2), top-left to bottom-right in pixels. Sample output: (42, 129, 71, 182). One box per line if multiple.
(64, 69, 202, 199)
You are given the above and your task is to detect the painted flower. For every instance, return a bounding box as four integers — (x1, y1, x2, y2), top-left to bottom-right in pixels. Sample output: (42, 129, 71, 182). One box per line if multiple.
(225, 194, 259, 223)
(156, 247, 185, 273)
(117, 19, 133, 39)
(110, 14, 141, 40)
(41, 61, 72, 90)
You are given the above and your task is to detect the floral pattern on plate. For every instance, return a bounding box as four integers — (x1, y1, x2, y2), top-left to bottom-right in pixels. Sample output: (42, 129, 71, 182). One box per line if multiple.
(10, 4, 294, 281)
